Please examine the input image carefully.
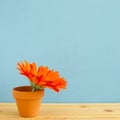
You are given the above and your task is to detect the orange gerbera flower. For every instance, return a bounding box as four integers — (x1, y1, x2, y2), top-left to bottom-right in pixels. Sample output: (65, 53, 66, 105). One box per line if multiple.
(17, 60, 67, 92)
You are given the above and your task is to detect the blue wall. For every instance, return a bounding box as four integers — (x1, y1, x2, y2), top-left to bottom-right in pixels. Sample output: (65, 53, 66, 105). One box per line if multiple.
(0, 0, 120, 103)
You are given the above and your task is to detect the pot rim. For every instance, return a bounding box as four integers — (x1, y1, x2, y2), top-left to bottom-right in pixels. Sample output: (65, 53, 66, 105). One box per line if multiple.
(12, 86, 44, 100)
(13, 86, 44, 92)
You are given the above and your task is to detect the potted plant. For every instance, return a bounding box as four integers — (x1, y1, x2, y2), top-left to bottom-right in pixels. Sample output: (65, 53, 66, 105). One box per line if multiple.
(12, 60, 67, 117)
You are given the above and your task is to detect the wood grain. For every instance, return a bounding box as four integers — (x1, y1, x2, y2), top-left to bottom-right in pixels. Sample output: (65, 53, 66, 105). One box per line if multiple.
(0, 103, 120, 120)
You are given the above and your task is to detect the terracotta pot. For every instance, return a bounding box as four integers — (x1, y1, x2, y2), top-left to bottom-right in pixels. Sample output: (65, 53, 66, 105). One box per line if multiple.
(12, 86, 44, 117)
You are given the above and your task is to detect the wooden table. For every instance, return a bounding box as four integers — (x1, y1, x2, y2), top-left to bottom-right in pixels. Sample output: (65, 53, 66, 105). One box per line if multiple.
(0, 103, 120, 120)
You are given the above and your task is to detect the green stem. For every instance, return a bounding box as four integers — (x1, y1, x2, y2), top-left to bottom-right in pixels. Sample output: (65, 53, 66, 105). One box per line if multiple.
(30, 81, 44, 91)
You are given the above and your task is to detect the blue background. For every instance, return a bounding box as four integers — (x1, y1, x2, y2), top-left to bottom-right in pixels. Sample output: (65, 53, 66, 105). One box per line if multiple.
(0, 0, 120, 103)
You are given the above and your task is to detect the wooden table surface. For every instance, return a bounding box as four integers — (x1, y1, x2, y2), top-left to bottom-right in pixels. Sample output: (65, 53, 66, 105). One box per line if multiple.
(0, 103, 120, 120)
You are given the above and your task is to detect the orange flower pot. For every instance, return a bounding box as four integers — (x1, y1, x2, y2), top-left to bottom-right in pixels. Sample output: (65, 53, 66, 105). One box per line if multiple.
(12, 86, 44, 117)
